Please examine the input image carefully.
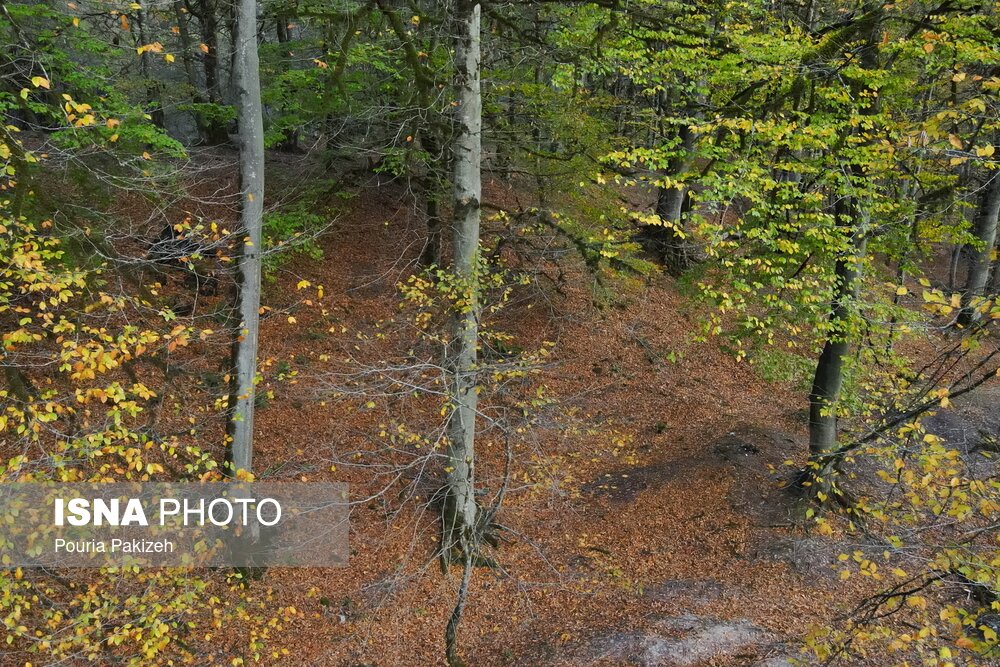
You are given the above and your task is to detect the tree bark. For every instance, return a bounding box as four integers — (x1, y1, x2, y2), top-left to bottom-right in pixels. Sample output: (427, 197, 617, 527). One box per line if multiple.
(443, 0, 480, 563)
(652, 169, 690, 273)
(806, 198, 866, 492)
(273, 14, 301, 152)
(646, 118, 694, 274)
(174, 0, 216, 143)
(226, 0, 264, 476)
(443, 2, 480, 664)
(134, 7, 165, 128)
(958, 169, 1000, 327)
(194, 0, 230, 144)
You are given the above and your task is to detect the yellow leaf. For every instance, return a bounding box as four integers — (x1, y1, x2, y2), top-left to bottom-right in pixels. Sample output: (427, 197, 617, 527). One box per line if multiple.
(137, 42, 164, 55)
(976, 145, 995, 158)
(948, 135, 963, 150)
(287, 316, 297, 324)
(164, 53, 175, 63)
(896, 286, 908, 296)
(31, 76, 50, 89)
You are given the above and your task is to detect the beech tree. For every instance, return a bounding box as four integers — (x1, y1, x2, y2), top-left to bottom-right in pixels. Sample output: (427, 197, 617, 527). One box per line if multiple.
(226, 0, 266, 475)
(442, 2, 481, 664)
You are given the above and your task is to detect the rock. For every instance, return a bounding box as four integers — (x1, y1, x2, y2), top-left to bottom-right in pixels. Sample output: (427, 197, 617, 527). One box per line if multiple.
(976, 613, 1000, 639)
(582, 613, 786, 666)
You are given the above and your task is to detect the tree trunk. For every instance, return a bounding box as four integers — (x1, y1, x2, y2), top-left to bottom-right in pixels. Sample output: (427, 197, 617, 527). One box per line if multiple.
(420, 183, 443, 268)
(989, 243, 1000, 295)
(646, 123, 694, 274)
(276, 14, 289, 43)
(957, 170, 1000, 327)
(197, 0, 230, 144)
(273, 15, 300, 152)
(174, 0, 215, 143)
(375, 0, 445, 268)
(443, 1, 480, 663)
(949, 244, 962, 291)
(806, 198, 865, 493)
(652, 178, 689, 272)
(226, 0, 264, 476)
(802, 10, 881, 499)
(135, 7, 165, 128)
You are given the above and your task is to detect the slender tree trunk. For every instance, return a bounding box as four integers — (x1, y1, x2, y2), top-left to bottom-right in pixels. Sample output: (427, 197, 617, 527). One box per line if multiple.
(197, 0, 230, 144)
(174, 0, 215, 143)
(420, 180, 443, 267)
(949, 244, 962, 291)
(653, 167, 690, 273)
(226, 0, 264, 476)
(273, 15, 300, 152)
(175, 1, 199, 91)
(3, 357, 36, 404)
(989, 244, 1000, 294)
(958, 169, 1000, 326)
(647, 119, 694, 273)
(135, 7, 165, 127)
(443, 1, 480, 664)
(375, 0, 444, 268)
(443, 0, 480, 564)
(275, 14, 289, 43)
(806, 198, 866, 493)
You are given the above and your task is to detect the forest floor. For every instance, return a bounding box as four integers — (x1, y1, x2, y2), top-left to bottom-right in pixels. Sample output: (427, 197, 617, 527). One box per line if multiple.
(204, 172, 885, 667)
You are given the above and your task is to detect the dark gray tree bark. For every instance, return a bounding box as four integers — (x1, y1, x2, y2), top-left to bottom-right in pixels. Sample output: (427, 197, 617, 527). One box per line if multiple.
(806, 198, 866, 496)
(958, 169, 1000, 327)
(174, 0, 217, 143)
(187, 0, 230, 144)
